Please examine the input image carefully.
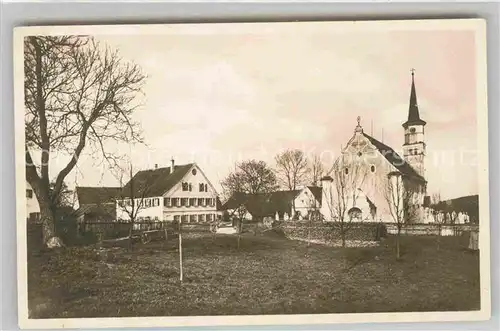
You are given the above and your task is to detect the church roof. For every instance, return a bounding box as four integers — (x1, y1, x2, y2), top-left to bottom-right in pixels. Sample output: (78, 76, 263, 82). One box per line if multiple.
(362, 133, 426, 182)
(403, 70, 426, 128)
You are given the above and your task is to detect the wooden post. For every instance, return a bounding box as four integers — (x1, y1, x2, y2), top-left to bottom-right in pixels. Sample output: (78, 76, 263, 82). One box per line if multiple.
(179, 220, 183, 282)
(164, 222, 168, 242)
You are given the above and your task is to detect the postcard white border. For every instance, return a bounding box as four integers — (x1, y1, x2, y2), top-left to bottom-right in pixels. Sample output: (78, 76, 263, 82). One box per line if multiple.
(14, 18, 491, 329)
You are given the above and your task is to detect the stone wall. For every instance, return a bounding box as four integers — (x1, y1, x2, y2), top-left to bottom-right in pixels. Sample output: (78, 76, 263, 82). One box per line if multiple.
(385, 223, 479, 236)
(279, 222, 387, 247)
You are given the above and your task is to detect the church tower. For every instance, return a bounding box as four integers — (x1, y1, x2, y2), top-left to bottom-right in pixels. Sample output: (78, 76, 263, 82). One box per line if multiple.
(402, 69, 426, 178)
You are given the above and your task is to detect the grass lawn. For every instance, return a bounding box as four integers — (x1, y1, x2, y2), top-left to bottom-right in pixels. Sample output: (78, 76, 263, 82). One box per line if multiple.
(27, 232, 480, 318)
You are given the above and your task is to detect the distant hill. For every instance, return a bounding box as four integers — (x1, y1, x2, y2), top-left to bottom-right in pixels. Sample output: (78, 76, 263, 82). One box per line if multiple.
(432, 194, 479, 223)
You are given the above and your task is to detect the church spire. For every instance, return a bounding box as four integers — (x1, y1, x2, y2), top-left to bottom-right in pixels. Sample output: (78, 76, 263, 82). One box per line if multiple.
(403, 69, 426, 128)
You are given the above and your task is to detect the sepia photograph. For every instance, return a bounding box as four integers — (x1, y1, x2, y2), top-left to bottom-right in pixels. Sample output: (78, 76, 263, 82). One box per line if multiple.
(14, 19, 490, 328)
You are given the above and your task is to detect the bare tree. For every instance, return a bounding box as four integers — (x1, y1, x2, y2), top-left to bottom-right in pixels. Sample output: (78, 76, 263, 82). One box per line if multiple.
(115, 163, 156, 249)
(275, 149, 309, 213)
(323, 155, 367, 247)
(309, 154, 325, 186)
(383, 173, 418, 259)
(221, 160, 277, 248)
(304, 188, 321, 246)
(24, 36, 146, 247)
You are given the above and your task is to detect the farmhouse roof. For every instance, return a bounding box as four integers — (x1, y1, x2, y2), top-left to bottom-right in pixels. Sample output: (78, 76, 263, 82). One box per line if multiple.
(76, 186, 121, 206)
(122, 163, 194, 198)
(74, 203, 116, 219)
(362, 133, 426, 182)
(307, 186, 322, 205)
(432, 194, 479, 213)
(221, 189, 305, 217)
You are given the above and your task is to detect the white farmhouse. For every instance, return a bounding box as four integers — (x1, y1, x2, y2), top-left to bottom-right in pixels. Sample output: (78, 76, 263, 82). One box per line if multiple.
(26, 181, 40, 222)
(116, 160, 221, 223)
(221, 186, 322, 221)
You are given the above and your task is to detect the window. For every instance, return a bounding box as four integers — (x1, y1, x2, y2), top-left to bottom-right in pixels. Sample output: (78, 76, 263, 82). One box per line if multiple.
(205, 198, 211, 206)
(190, 214, 196, 223)
(193, 198, 198, 207)
(181, 198, 188, 207)
(199, 183, 204, 192)
(189, 183, 192, 192)
(171, 198, 179, 207)
(189, 198, 196, 207)
(26, 189, 33, 199)
(199, 214, 205, 222)
(164, 198, 171, 207)
(370, 165, 376, 173)
(205, 184, 208, 192)
(357, 151, 362, 157)
(198, 198, 204, 206)
(207, 214, 213, 222)
(182, 182, 189, 191)
(192, 168, 197, 175)
(145, 199, 151, 207)
(153, 198, 159, 206)
(181, 215, 188, 222)
(174, 215, 180, 222)
(344, 168, 349, 175)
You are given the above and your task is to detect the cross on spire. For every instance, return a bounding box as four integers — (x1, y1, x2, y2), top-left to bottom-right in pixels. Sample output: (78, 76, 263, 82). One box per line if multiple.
(410, 68, 416, 76)
(355, 115, 363, 133)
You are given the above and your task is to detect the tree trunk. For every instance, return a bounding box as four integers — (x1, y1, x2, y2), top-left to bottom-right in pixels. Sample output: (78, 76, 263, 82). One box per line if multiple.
(341, 232, 346, 248)
(396, 228, 401, 260)
(237, 219, 242, 249)
(27, 172, 63, 248)
(39, 203, 63, 248)
(128, 222, 134, 250)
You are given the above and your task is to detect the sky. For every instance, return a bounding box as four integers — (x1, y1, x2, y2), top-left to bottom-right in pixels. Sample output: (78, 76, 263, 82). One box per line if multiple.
(54, 23, 479, 200)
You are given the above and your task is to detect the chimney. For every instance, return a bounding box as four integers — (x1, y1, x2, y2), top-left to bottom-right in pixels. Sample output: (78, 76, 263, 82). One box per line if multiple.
(154, 163, 158, 169)
(171, 157, 175, 171)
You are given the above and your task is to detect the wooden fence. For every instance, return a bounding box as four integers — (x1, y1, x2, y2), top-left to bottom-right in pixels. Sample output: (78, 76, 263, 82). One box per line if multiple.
(78, 221, 174, 241)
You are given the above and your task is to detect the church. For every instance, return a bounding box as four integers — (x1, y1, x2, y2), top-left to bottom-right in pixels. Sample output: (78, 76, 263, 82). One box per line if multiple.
(320, 71, 429, 224)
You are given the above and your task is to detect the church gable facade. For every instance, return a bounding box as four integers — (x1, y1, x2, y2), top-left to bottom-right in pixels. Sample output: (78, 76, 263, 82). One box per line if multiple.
(320, 71, 428, 224)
